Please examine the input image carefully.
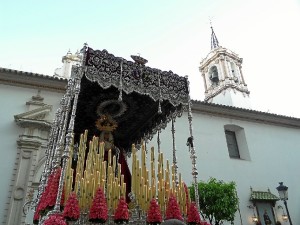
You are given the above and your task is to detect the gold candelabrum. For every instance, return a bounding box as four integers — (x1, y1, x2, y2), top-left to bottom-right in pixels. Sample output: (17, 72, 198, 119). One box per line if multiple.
(63, 130, 190, 216)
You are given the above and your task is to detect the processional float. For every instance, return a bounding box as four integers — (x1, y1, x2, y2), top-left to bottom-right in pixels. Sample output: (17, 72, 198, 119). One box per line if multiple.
(33, 44, 200, 225)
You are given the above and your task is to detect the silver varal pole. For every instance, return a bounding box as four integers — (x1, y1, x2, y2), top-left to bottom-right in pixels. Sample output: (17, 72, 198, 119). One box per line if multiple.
(185, 76, 200, 212)
(171, 117, 178, 184)
(157, 129, 161, 154)
(53, 66, 83, 212)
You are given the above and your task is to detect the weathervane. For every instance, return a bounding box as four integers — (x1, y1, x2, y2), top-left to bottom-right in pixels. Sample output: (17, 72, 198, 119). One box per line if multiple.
(209, 19, 220, 50)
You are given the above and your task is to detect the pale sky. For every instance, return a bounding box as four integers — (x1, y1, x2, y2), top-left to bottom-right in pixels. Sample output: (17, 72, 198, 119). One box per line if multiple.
(1, 0, 300, 117)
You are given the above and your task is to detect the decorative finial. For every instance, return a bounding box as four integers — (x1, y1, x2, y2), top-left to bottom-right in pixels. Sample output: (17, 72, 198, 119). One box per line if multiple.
(80, 42, 88, 54)
(210, 22, 219, 50)
(131, 54, 148, 65)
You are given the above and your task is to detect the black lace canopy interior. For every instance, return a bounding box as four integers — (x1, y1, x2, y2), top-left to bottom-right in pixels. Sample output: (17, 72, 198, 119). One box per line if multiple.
(73, 47, 190, 152)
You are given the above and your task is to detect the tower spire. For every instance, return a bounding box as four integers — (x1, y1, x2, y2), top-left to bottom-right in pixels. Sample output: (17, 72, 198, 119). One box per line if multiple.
(210, 24, 219, 50)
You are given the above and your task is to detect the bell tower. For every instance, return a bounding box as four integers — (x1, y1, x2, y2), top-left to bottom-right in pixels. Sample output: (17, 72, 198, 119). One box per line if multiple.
(200, 26, 251, 109)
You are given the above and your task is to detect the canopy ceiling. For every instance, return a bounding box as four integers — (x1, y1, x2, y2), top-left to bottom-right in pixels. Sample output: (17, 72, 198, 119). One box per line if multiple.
(73, 47, 190, 151)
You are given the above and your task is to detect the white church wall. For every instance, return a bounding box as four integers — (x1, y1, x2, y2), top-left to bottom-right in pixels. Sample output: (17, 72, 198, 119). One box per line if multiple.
(145, 111, 300, 225)
(0, 83, 63, 223)
(211, 90, 251, 109)
(0, 84, 32, 221)
(1, 76, 298, 224)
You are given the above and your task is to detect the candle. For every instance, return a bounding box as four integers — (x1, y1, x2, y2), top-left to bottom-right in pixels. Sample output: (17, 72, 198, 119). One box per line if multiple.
(92, 178, 96, 197)
(118, 163, 121, 182)
(161, 186, 165, 212)
(117, 184, 120, 208)
(157, 181, 160, 204)
(121, 174, 124, 186)
(146, 170, 149, 185)
(107, 183, 111, 210)
(122, 183, 126, 198)
(112, 155, 116, 175)
(151, 147, 154, 162)
(144, 185, 148, 210)
(132, 153, 136, 194)
(179, 173, 182, 186)
(108, 149, 112, 166)
(100, 142, 104, 159)
(112, 181, 116, 209)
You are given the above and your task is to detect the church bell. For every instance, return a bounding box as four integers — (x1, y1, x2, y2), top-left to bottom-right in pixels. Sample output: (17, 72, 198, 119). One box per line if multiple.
(210, 70, 219, 83)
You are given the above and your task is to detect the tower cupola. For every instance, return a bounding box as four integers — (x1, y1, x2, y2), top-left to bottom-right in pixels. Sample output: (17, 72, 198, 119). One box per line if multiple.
(199, 26, 251, 109)
(54, 50, 82, 79)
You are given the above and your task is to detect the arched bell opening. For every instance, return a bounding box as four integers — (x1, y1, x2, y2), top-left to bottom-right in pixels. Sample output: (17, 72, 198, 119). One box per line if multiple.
(209, 65, 219, 85)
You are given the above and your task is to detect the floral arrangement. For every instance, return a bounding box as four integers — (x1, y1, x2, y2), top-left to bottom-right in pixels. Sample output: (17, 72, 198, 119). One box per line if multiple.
(44, 214, 67, 225)
(33, 170, 56, 223)
(147, 198, 162, 224)
(114, 197, 129, 224)
(63, 192, 80, 221)
(89, 187, 108, 223)
(165, 194, 183, 221)
(187, 202, 201, 225)
(44, 167, 61, 209)
(33, 168, 65, 224)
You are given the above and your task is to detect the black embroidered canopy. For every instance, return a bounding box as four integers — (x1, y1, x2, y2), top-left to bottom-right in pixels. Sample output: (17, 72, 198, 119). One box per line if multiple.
(73, 47, 190, 151)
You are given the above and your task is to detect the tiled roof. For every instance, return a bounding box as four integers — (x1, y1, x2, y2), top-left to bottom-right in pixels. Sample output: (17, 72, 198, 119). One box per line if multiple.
(0, 67, 66, 81)
(192, 100, 300, 128)
(1, 66, 300, 125)
(250, 191, 279, 201)
(192, 100, 300, 120)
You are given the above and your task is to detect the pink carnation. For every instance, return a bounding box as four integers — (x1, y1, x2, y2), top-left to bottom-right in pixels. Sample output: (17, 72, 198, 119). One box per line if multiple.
(114, 197, 129, 222)
(63, 192, 80, 221)
(187, 202, 201, 224)
(44, 214, 67, 225)
(89, 187, 108, 222)
(165, 195, 183, 221)
(147, 198, 162, 223)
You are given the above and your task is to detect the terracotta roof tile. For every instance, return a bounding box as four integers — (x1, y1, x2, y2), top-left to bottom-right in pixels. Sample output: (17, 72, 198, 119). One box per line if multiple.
(250, 191, 279, 201)
(0, 67, 66, 81)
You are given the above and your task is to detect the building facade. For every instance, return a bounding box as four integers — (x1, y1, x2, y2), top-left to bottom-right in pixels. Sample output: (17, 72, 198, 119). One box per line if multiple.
(0, 42, 299, 225)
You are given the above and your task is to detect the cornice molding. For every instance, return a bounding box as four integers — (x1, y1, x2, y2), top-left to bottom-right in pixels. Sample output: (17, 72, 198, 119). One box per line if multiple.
(0, 67, 67, 92)
(14, 118, 52, 130)
(200, 47, 242, 69)
(17, 139, 42, 149)
(14, 105, 52, 120)
(191, 100, 300, 129)
(16, 104, 52, 118)
(204, 83, 250, 101)
(14, 105, 53, 130)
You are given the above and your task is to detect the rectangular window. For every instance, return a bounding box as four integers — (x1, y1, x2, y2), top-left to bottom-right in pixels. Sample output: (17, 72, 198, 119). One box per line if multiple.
(225, 130, 240, 158)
